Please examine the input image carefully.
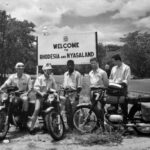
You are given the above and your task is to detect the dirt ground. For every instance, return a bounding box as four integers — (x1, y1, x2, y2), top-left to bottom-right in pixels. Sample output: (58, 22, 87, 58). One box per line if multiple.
(1, 126, 150, 150)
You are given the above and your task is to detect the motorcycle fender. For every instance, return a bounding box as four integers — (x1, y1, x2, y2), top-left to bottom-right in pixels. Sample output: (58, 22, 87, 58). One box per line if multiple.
(76, 103, 91, 108)
(0, 106, 5, 111)
(44, 107, 54, 114)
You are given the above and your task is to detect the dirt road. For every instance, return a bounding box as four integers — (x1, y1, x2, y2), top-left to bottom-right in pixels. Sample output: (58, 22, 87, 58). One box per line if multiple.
(1, 126, 150, 150)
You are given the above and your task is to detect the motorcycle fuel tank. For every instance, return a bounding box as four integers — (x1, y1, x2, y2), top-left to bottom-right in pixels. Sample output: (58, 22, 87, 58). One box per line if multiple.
(109, 114, 123, 123)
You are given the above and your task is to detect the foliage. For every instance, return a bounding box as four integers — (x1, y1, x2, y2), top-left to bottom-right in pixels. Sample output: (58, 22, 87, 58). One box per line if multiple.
(74, 130, 122, 146)
(120, 31, 150, 78)
(0, 10, 37, 83)
(105, 44, 121, 51)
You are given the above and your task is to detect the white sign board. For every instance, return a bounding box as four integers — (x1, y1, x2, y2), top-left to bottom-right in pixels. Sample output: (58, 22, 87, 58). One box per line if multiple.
(38, 32, 97, 65)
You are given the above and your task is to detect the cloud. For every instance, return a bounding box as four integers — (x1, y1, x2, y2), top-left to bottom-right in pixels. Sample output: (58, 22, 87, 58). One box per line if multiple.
(1, 0, 150, 45)
(134, 16, 150, 29)
(113, 0, 150, 19)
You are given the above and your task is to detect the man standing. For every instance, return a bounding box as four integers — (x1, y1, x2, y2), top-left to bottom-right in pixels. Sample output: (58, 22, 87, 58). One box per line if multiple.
(109, 54, 131, 91)
(63, 60, 82, 130)
(0, 62, 32, 129)
(109, 54, 131, 123)
(89, 57, 109, 129)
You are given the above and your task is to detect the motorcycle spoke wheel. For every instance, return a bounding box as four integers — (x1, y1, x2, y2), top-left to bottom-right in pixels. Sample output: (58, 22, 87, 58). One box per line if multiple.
(0, 110, 9, 140)
(134, 111, 150, 134)
(46, 109, 64, 140)
(73, 106, 97, 133)
(130, 106, 150, 135)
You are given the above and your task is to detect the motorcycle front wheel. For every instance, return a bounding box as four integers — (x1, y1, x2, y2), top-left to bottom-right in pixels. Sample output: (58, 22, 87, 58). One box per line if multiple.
(45, 108, 65, 141)
(0, 110, 9, 140)
(129, 105, 150, 135)
(73, 105, 98, 133)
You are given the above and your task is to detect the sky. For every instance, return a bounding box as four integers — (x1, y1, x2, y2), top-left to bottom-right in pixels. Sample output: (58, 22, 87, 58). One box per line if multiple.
(1, 0, 150, 45)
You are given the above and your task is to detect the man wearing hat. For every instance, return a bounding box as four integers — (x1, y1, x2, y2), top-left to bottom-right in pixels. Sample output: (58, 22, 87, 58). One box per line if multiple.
(0, 62, 32, 129)
(29, 63, 57, 134)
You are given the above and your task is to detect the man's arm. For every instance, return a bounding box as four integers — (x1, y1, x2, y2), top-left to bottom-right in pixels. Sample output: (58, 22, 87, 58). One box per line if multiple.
(27, 75, 33, 92)
(0, 76, 12, 90)
(122, 66, 131, 85)
(34, 77, 41, 93)
(76, 72, 82, 94)
(52, 77, 57, 90)
(109, 67, 114, 83)
(102, 71, 109, 87)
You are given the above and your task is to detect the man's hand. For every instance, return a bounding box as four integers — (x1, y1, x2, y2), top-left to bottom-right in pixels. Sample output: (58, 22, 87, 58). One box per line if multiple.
(119, 82, 127, 88)
(41, 92, 47, 97)
(77, 87, 82, 94)
(75, 93, 80, 101)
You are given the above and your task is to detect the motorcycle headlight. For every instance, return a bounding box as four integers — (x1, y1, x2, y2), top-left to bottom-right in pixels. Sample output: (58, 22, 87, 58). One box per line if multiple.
(47, 94, 55, 103)
(1, 93, 8, 101)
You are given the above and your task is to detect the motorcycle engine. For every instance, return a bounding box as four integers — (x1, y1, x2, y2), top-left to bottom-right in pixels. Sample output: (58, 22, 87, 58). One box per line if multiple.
(108, 114, 123, 123)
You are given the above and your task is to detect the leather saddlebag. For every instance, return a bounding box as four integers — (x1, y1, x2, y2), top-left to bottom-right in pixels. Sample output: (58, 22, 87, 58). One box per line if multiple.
(141, 103, 150, 121)
(106, 95, 125, 104)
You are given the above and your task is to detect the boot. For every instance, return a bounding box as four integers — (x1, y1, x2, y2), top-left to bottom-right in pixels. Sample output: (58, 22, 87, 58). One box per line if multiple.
(20, 111, 28, 130)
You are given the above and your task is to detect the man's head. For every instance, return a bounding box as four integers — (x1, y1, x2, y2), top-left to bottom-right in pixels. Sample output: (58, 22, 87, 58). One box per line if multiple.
(111, 54, 122, 66)
(15, 62, 24, 75)
(90, 57, 99, 70)
(67, 60, 74, 74)
(105, 64, 110, 70)
(42, 63, 53, 76)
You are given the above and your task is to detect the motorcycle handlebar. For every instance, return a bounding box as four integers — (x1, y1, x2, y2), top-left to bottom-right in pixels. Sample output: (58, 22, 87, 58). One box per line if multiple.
(61, 88, 77, 93)
(90, 86, 107, 91)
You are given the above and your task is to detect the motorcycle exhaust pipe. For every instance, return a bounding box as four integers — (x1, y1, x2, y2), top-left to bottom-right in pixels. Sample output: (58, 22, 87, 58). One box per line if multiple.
(136, 123, 150, 127)
(126, 123, 150, 127)
(126, 123, 135, 127)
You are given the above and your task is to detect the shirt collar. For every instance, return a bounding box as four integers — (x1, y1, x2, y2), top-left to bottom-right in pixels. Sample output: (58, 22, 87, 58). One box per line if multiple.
(14, 73, 24, 79)
(91, 68, 99, 74)
(66, 70, 75, 76)
(43, 74, 51, 80)
(117, 63, 123, 69)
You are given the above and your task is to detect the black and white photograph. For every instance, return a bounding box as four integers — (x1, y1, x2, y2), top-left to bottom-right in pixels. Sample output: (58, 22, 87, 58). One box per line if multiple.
(0, 0, 150, 150)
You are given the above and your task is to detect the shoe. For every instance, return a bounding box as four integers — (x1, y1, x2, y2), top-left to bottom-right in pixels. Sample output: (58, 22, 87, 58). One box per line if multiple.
(29, 129, 36, 135)
(41, 126, 48, 133)
(122, 129, 130, 136)
(66, 128, 73, 133)
(19, 124, 28, 132)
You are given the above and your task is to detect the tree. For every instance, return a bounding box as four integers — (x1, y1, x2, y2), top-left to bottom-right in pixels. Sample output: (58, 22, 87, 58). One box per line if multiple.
(0, 10, 37, 83)
(120, 31, 150, 78)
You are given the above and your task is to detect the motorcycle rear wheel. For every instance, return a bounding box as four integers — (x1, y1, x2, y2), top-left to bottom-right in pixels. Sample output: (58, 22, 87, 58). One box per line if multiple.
(0, 110, 9, 140)
(45, 109, 65, 141)
(73, 105, 98, 133)
(130, 105, 150, 135)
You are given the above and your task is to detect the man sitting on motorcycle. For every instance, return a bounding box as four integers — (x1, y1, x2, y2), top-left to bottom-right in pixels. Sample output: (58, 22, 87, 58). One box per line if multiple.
(63, 60, 82, 130)
(29, 63, 57, 134)
(0, 62, 32, 129)
(109, 54, 131, 123)
(89, 57, 109, 130)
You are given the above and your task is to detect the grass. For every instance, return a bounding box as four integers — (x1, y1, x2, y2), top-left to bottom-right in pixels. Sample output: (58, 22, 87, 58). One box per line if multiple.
(67, 129, 123, 146)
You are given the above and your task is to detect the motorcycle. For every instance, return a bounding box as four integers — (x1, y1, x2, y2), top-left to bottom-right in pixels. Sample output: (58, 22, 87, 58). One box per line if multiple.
(0, 86, 65, 141)
(0, 86, 25, 140)
(73, 83, 150, 135)
(28, 88, 65, 141)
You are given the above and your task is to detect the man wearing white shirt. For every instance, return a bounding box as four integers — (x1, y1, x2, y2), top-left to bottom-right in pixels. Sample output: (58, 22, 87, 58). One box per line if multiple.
(89, 57, 109, 129)
(110, 54, 131, 95)
(63, 60, 82, 130)
(109, 54, 131, 124)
